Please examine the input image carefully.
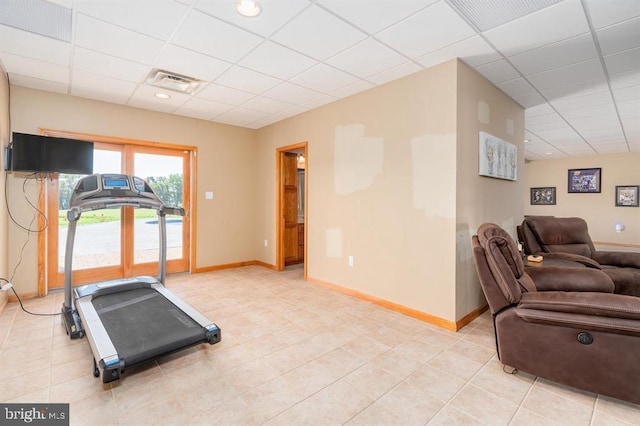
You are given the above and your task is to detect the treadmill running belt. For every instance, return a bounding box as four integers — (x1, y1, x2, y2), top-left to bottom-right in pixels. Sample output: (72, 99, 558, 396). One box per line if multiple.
(92, 287, 206, 366)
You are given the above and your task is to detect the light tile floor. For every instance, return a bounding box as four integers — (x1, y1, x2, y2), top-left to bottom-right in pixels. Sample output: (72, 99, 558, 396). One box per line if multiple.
(1, 265, 639, 425)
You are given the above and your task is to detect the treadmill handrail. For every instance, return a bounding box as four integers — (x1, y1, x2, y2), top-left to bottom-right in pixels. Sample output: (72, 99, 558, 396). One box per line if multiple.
(67, 198, 165, 220)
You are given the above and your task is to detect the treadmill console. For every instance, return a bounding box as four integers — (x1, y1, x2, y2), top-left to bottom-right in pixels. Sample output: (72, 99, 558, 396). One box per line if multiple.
(68, 173, 165, 215)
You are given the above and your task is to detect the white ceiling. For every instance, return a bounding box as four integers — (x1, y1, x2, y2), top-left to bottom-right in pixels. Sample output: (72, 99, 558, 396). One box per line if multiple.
(0, 0, 638, 161)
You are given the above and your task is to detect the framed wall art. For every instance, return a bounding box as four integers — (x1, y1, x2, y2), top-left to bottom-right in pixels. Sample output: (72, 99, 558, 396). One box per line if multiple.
(530, 187, 556, 205)
(478, 131, 517, 181)
(615, 185, 639, 207)
(568, 168, 601, 193)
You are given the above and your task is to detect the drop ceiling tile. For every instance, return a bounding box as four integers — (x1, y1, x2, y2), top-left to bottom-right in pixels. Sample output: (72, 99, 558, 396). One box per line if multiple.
(290, 63, 359, 93)
(193, 0, 310, 37)
(330, 79, 375, 98)
(48, 0, 72, 7)
(75, 0, 188, 40)
(614, 84, 640, 102)
(475, 60, 520, 84)
(215, 107, 272, 127)
(75, 14, 164, 64)
(585, 0, 640, 29)
(174, 97, 233, 121)
(0, 25, 70, 66)
(367, 61, 422, 85)
(376, 1, 475, 58)
(525, 103, 556, 117)
(271, 6, 367, 60)
(214, 66, 281, 95)
(317, 0, 436, 34)
(172, 10, 264, 63)
(7, 73, 68, 94)
(534, 126, 582, 143)
(241, 96, 294, 115)
(498, 78, 536, 98)
(540, 76, 609, 101)
(510, 92, 546, 108)
(239, 41, 317, 80)
(528, 58, 605, 91)
(623, 118, 640, 137)
(508, 33, 598, 76)
(197, 82, 255, 105)
(156, 45, 231, 82)
(302, 94, 339, 109)
(610, 69, 640, 89)
(551, 91, 614, 111)
(71, 69, 137, 104)
(0, 52, 68, 83)
(618, 98, 640, 116)
(326, 38, 408, 78)
(73, 48, 149, 83)
(596, 16, 640, 55)
(262, 82, 321, 105)
(416, 35, 500, 69)
(593, 144, 630, 154)
(484, 0, 589, 57)
(604, 47, 640, 75)
(526, 114, 567, 131)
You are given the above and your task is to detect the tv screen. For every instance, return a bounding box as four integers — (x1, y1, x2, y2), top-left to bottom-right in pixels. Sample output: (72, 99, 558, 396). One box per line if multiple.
(9, 133, 94, 175)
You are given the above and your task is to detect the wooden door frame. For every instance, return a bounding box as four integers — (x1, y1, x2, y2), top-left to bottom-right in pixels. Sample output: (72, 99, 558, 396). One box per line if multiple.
(38, 129, 197, 295)
(276, 142, 307, 278)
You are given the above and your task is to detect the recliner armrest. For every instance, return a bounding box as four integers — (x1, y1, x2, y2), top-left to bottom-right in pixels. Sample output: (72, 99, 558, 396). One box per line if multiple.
(535, 252, 601, 269)
(516, 291, 640, 336)
(593, 251, 640, 269)
(519, 291, 640, 320)
(526, 267, 615, 293)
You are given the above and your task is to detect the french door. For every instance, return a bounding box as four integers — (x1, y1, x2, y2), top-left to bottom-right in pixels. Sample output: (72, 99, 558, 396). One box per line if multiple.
(45, 133, 193, 289)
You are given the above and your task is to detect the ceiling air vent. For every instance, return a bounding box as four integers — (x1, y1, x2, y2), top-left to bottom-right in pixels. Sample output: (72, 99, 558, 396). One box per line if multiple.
(146, 69, 203, 94)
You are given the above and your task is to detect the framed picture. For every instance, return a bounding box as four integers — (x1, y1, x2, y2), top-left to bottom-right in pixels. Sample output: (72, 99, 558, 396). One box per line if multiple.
(615, 185, 639, 207)
(478, 131, 517, 181)
(530, 187, 556, 205)
(568, 168, 601, 193)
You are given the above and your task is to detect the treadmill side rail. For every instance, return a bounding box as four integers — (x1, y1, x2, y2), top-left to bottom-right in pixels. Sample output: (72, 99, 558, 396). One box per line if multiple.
(76, 295, 120, 380)
(152, 284, 218, 330)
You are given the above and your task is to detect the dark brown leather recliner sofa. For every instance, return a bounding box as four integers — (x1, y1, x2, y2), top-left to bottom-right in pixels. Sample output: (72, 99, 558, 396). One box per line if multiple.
(472, 223, 640, 405)
(519, 216, 640, 296)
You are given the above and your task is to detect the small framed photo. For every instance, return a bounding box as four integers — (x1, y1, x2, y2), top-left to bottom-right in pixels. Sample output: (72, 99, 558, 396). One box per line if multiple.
(615, 185, 639, 207)
(530, 187, 556, 205)
(568, 168, 601, 193)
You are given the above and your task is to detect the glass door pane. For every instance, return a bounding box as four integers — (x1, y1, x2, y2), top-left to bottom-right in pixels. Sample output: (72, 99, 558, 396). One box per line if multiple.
(57, 149, 122, 272)
(133, 152, 184, 264)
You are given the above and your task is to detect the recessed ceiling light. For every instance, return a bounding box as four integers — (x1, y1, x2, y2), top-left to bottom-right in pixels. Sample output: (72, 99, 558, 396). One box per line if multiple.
(545, 152, 553, 155)
(236, 0, 261, 17)
(155, 92, 171, 99)
(524, 139, 531, 143)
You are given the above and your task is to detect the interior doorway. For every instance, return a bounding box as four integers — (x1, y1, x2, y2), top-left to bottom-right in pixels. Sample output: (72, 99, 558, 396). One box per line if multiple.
(276, 142, 307, 278)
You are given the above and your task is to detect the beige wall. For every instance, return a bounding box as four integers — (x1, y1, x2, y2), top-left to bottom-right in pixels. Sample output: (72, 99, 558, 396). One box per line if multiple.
(257, 59, 503, 323)
(455, 62, 525, 320)
(7, 87, 258, 295)
(0, 66, 9, 308)
(525, 153, 640, 246)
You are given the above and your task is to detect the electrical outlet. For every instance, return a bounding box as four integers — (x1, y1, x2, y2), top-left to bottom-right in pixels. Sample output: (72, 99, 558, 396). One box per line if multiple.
(264, 239, 268, 247)
(348, 256, 354, 267)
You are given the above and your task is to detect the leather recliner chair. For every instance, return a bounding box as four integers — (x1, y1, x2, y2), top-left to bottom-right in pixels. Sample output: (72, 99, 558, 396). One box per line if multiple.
(472, 223, 640, 405)
(519, 216, 640, 296)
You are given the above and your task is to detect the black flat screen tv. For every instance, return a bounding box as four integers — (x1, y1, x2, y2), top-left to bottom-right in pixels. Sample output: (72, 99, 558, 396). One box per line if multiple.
(8, 133, 94, 175)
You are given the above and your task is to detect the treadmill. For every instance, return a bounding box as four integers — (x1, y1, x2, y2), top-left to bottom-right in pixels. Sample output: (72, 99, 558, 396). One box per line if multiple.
(61, 173, 221, 383)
